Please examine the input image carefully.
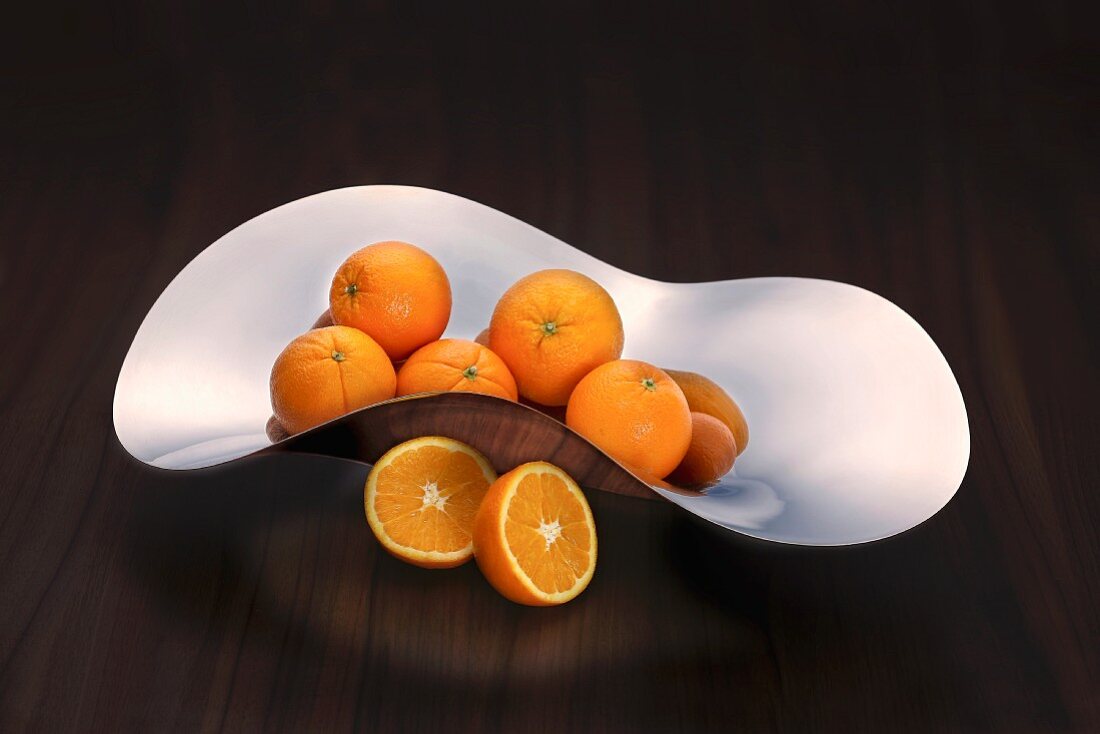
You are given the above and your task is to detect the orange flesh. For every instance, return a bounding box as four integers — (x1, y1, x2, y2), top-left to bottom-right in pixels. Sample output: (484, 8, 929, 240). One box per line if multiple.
(504, 472, 593, 595)
(372, 444, 491, 554)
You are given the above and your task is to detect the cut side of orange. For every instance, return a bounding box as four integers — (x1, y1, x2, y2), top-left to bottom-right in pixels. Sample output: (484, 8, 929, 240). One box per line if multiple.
(473, 462, 597, 606)
(365, 437, 497, 568)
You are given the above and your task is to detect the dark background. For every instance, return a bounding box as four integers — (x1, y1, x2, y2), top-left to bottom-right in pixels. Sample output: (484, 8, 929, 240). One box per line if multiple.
(2, 2, 1097, 731)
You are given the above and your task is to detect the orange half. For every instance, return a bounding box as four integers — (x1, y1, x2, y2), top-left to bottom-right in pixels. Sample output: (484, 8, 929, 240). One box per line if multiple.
(365, 437, 498, 568)
(473, 462, 597, 605)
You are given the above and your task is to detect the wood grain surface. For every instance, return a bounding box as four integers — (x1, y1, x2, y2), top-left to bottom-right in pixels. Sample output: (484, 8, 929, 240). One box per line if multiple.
(271, 392, 662, 501)
(2, 3, 1097, 732)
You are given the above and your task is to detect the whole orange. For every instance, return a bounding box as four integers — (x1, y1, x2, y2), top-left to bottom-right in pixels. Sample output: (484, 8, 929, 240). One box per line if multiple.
(329, 241, 452, 361)
(396, 339, 518, 401)
(667, 412, 737, 486)
(489, 269, 624, 406)
(270, 325, 397, 435)
(565, 359, 692, 480)
(664, 369, 749, 455)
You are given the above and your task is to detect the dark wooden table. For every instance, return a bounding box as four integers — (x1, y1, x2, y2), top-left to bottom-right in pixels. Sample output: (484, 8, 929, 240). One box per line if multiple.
(2, 3, 1097, 732)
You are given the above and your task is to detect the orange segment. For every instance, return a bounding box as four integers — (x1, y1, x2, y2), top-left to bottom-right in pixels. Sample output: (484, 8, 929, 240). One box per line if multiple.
(365, 437, 497, 568)
(473, 462, 597, 605)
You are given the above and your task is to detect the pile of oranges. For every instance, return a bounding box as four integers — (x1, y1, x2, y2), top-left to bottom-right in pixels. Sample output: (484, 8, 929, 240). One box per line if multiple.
(268, 240, 749, 605)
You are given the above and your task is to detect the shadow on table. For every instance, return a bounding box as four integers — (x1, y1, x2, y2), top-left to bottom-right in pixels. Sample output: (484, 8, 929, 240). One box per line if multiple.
(122, 453, 768, 672)
(120, 450, 983, 730)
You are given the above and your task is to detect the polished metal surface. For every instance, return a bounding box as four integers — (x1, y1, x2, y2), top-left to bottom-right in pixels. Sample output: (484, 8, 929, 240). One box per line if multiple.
(113, 185, 970, 545)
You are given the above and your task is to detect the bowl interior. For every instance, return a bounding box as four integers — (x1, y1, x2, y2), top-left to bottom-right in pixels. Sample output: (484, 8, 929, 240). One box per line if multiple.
(113, 185, 969, 545)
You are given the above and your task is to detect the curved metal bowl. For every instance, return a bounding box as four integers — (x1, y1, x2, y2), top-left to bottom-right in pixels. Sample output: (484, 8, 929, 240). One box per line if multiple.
(113, 185, 970, 545)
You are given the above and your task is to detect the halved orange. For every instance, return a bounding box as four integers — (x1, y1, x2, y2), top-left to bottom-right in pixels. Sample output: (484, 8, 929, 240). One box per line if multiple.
(473, 461, 597, 605)
(365, 437, 498, 568)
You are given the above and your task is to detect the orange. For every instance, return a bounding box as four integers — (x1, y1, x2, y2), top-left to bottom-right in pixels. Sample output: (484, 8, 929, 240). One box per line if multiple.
(474, 327, 490, 346)
(664, 369, 749, 455)
(473, 461, 596, 605)
(667, 412, 737, 486)
(270, 326, 397, 435)
(566, 359, 692, 480)
(396, 339, 518, 401)
(330, 241, 452, 361)
(365, 436, 498, 568)
(489, 269, 624, 406)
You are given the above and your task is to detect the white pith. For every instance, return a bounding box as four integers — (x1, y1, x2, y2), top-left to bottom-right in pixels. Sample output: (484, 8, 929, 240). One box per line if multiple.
(420, 480, 446, 511)
(537, 519, 562, 550)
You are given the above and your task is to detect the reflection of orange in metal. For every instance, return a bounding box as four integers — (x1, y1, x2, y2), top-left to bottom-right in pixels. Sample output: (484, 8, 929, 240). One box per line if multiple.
(664, 369, 750, 456)
(667, 412, 738, 487)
